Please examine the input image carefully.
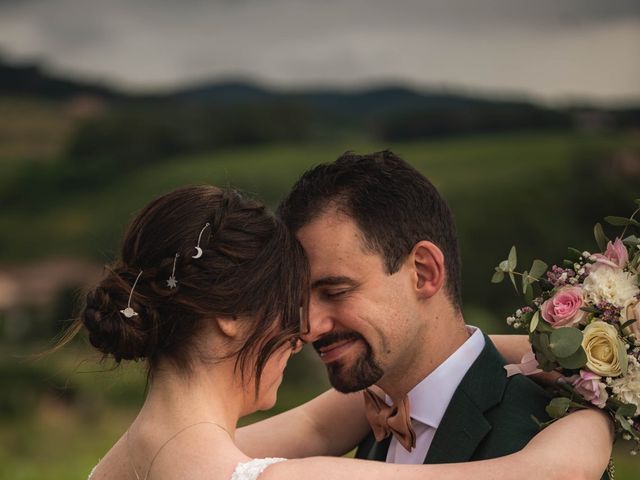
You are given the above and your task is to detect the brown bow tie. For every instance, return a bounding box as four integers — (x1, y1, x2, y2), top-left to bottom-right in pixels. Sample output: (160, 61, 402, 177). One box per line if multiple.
(363, 388, 416, 452)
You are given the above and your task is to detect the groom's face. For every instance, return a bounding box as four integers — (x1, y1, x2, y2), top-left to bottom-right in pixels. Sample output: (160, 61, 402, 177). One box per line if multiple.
(297, 209, 422, 393)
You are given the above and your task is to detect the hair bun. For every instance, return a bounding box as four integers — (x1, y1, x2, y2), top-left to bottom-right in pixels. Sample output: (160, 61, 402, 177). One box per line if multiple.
(82, 279, 152, 362)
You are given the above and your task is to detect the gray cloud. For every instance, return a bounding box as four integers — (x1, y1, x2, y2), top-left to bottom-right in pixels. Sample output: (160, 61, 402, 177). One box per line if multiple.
(0, 0, 638, 102)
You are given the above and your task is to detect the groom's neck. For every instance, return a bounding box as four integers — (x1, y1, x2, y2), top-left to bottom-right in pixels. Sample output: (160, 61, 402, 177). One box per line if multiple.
(377, 311, 469, 399)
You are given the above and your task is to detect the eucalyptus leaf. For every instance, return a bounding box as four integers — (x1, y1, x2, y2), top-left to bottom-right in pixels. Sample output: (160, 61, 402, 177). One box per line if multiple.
(521, 270, 529, 294)
(508, 246, 517, 271)
(524, 283, 534, 305)
(605, 216, 640, 227)
(529, 311, 540, 333)
(616, 414, 635, 435)
(594, 223, 608, 251)
(635, 199, 640, 207)
(531, 415, 557, 429)
(539, 333, 557, 362)
(617, 403, 637, 418)
(529, 259, 548, 280)
(509, 272, 518, 293)
(546, 397, 571, 419)
(563, 259, 574, 268)
(623, 235, 640, 247)
(491, 271, 505, 283)
(557, 347, 587, 369)
(620, 318, 637, 331)
(498, 260, 509, 272)
(549, 327, 583, 358)
(536, 318, 554, 333)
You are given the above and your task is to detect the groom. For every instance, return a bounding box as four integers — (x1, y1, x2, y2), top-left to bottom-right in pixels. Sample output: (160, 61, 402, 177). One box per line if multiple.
(239, 151, 603, 471)
(274, 150, 551, 463)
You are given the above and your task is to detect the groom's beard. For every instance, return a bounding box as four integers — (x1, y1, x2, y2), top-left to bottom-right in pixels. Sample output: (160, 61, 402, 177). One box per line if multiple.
(313, 332, 384, 393)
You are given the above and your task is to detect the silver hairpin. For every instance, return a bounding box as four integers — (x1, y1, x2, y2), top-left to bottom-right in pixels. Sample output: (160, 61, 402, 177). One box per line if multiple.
(167, 253, 179, 289)
(192, 222, 210, 259)
(120, 270, 143, 318)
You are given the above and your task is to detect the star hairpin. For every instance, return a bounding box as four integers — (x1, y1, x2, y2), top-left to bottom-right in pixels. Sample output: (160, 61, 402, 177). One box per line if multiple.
(167, 253, 179, 289)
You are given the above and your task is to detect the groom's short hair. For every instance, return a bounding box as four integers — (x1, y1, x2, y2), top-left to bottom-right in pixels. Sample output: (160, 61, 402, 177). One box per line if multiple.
(278, 150, 462, 310)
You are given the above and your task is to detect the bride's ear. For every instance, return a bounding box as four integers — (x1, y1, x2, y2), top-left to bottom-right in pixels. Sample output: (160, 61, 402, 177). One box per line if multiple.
(411, 240, 445, 300)
(215, 316, 241, 339)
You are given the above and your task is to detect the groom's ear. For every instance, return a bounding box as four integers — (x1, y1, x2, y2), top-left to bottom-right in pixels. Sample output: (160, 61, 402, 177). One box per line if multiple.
(410, 240, 445, 300)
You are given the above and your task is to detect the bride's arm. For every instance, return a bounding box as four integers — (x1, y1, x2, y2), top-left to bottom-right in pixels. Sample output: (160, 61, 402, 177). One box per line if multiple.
(236, 388, 370, 458)
(238, 335, 576, 459)
(263, 408, 613, 480)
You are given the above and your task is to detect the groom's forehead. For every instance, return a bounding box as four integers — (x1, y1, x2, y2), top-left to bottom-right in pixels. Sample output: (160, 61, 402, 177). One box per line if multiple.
(297, 218, 386, 284)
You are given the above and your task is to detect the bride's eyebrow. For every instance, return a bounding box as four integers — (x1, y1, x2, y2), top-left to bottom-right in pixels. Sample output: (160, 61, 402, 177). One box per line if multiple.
(311, 276, 358, 289)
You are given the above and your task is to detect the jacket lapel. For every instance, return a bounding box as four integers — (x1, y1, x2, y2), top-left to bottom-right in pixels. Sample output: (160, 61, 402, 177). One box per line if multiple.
(424, 335, 508, 464)
(355, 432, 391, 461)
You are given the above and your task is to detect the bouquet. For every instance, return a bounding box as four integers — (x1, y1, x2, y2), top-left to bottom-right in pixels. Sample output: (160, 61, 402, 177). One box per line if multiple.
(492, 201, 640, 455)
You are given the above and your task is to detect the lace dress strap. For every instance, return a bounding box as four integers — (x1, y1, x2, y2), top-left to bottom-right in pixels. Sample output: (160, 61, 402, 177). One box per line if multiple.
(230, 458, 286, 480)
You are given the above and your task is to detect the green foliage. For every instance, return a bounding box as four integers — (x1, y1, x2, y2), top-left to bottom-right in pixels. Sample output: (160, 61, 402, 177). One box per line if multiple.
(548, 327, 583, 358)
(545, 397, 571, 418)
(594, 223, 609, 251)
(556, 347, 587, 369)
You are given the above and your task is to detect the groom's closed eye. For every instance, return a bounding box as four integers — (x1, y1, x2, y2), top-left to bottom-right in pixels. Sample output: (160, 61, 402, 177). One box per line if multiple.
(321, 289, 350, 300)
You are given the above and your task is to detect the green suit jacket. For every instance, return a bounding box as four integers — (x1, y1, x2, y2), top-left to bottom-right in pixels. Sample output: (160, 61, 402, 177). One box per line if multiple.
(356, 335, 608, 476)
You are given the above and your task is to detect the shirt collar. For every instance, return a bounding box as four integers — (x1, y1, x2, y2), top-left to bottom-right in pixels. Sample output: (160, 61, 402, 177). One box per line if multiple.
(403, 326, 485, 429)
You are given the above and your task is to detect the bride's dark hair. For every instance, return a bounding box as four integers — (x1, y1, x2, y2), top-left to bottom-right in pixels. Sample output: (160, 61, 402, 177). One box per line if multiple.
(59, 185, 308, 386)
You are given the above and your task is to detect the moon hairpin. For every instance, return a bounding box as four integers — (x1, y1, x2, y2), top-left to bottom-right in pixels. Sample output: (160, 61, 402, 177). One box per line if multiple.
(120, 270, 143, 318)
(167, 253, 179, 289)
(192, 222, 210, 259)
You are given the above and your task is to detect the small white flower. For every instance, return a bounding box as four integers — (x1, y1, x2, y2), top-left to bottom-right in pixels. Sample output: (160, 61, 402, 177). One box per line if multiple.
(583, 251, 592, 258)
(516, 309, 522, 316)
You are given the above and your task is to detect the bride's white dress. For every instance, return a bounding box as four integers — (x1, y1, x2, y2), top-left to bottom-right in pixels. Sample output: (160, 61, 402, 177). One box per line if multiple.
(230, 458, 286, 480)
(88, 457, 286, 480)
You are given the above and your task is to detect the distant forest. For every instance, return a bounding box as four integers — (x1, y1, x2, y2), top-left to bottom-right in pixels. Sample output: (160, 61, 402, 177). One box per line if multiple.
(2, 57, 639, 172)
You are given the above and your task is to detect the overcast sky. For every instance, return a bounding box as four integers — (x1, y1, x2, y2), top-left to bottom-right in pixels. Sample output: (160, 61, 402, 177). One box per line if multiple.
(0, 0, 639, 103)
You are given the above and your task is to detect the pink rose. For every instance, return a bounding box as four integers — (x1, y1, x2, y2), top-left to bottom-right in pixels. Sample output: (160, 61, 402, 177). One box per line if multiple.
(569, 370, 609, 408)
(593, 238, 629, 269)
(541, 286, 587, 327)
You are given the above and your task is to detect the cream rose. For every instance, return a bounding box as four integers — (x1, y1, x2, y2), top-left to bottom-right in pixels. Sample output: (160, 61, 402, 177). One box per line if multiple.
(581, 321, 626, 377)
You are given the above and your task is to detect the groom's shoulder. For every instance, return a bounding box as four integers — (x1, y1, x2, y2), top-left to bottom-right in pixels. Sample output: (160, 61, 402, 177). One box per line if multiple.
(479, 337, 551, 440)
(462, 336, 551, 458)
(476, 335, 551, 418)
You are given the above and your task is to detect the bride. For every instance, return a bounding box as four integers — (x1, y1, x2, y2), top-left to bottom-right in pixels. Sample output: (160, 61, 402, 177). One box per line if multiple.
(70, 185, 612, 480)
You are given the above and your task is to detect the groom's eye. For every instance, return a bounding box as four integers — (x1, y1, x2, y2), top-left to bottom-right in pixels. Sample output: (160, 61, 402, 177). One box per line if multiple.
(323, 289, 349, 299)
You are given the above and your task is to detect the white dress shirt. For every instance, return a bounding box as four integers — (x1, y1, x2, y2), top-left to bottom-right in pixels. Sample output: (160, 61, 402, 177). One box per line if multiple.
(386, 326, 485, 464)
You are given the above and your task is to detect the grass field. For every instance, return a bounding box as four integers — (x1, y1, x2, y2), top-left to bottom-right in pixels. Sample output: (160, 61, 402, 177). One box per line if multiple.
(2, 129, 637, 262)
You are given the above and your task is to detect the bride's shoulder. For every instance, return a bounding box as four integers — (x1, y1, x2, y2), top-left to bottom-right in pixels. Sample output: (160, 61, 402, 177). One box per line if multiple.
(231, 458, 287, 480)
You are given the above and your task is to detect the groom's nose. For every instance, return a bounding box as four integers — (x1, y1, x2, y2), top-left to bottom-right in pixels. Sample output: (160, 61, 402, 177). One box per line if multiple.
(300, 298, 334, 344)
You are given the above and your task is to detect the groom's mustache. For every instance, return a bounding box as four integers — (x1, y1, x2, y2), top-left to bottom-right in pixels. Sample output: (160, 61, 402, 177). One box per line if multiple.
(312, 331, 365, 353)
